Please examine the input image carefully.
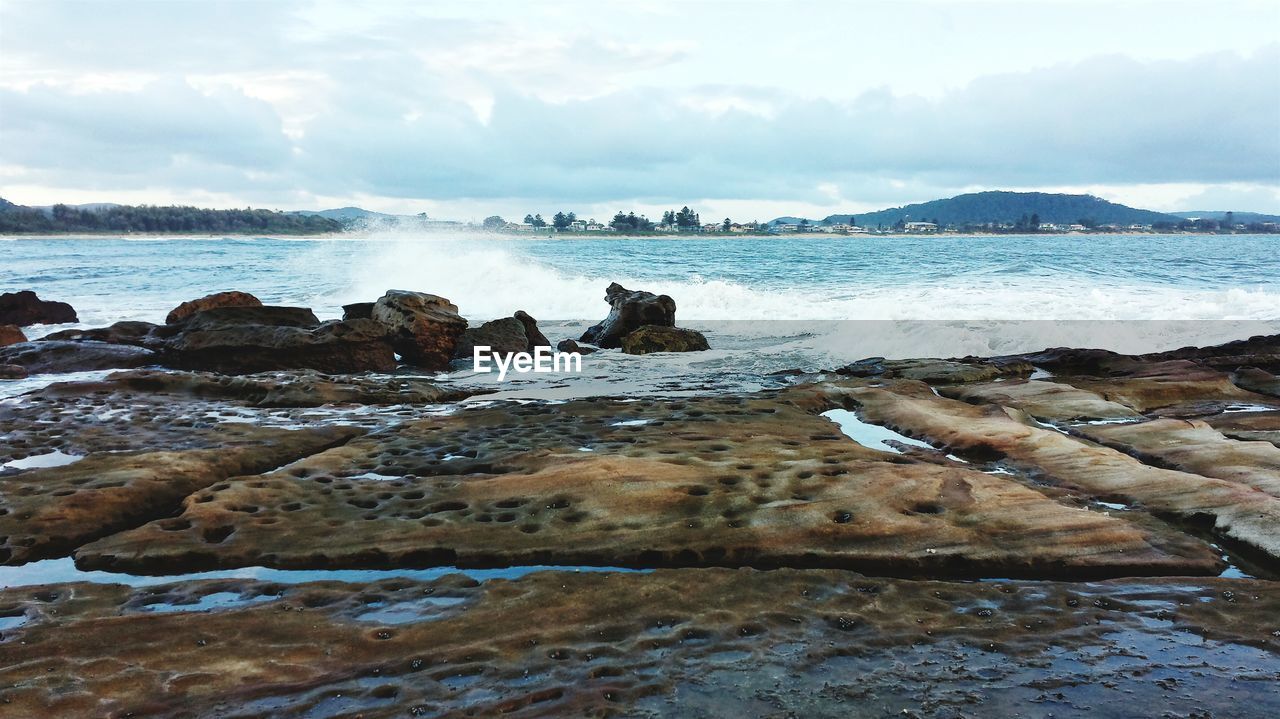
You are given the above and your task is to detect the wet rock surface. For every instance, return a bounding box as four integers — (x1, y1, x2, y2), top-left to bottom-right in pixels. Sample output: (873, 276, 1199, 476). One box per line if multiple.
(0, 340, 156, 374)
(0, 331, 1278, 717)
(620, 325, 710, 354)
(0, 570, 1276, 718)
(0, 427, 359, 566)
(0, 290, 77, 326)
(581, 282, 678, 349)
(79, 387, 1217, 577)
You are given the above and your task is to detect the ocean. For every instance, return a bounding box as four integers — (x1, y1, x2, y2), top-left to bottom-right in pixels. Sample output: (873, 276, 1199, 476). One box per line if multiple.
(4, 232, 1279, 397)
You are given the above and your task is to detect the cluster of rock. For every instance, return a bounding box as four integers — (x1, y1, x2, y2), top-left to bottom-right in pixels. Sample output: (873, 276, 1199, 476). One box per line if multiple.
(0, 285, 712, 378)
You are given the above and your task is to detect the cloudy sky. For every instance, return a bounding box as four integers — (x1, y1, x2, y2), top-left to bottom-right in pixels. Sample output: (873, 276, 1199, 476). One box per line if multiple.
(1, 0, 1278, 221)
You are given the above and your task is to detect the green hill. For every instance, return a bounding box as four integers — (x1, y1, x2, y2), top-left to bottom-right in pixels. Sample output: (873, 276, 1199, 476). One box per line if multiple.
(815, 191, 1181, 228)
(0, 198, 342, 235)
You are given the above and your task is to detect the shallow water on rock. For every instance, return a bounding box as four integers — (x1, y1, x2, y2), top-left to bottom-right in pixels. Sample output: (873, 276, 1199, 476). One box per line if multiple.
(0, 557, 645, 589)
(0, 449, 83, 471)
(821, 408, 936, 454)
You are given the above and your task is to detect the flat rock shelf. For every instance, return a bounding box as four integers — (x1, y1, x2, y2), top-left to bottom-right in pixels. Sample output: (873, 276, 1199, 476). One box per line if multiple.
(1, 333, 1279, 717)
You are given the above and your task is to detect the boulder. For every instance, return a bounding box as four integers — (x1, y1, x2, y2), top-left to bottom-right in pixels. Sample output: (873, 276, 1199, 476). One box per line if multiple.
(341, 302, 375, 321)
(557, 339, 598, 355)
(452, 311, 552, 360)
(0, 290, 77, 326)
(621, 325, 709, 355)
(165, 291, 263, 325)
(42, 321, 159, 347)
(158, 309, 396, 374)
(0, 363, 27, 379)
(453, 317, 531, 360)
(0, 341, 155, 374)
(370, 290, 468, 370)
(0, 324, 27, 347)
(580, 283, 676, 349)
(514, 310, 551, 349)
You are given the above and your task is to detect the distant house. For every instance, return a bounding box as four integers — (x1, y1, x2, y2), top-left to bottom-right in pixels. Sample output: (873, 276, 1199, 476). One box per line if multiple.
(505, 222, 535, 232)
(1067, 224, 1088, 232)
(772, 223, 799, 233)
(903, 221, 938, 233)
(701, 223, 722, 233)
(585, 222, 606, 231)
(569, 219, 588, 231)
(729, 222, 758, 233)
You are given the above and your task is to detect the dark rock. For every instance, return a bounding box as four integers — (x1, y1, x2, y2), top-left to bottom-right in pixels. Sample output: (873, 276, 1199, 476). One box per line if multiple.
(837, 357, 1033, 384)
(0, 324, 27, 347)
(453, 317, 530, 359)
(165, 291, 263, 324)
(1234, 367, 1280, 397)
(42, 321, 159, 347)
(0, 290, 77, 326)
(0, 341, 155, 374)
(557, 339, 598, 355)
(370, 290, 468, 370)
(514, 310, 551, 349)
(580, 282, 676, 349)
(0, 363, 27, 379)
(159, 313, 396, 375)
(342, 302, 375, 321)
(620, 325, 709, 355)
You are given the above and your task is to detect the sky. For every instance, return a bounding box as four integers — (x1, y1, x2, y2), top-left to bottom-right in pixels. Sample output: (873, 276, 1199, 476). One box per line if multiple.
(1, 0, 1278, 222)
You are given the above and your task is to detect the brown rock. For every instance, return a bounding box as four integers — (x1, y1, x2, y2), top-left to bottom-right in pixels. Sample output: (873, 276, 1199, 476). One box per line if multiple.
(453, 317, 531, 359)
(580, 282, 677, 349)
(0, 324, 26, 347)
(80, 388, 1217, 578)
(0, 363, 27, 379)
(1079, 418, 1280, 498)
(341, 301, 375, 321)
(370, 290, 468, 369)
(0, 290, 77, 326)
(164, 291, 263, 324)
(938, 379, 1141, 422)
(514, 310, 550, 349)
(834, 380, 1280, 560)
(621, 325, 709, 354)
(0, 426, 360, 565)
(0, 571, 1274, 718)
(156, 306, 396, 374)
(557, 338, 598, 355)
(42, 320, 159, 347)
(837, 357, 1034, 384)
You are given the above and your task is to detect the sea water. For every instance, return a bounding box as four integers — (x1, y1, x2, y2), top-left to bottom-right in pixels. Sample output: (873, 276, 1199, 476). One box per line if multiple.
(3, 233, 1278, 386)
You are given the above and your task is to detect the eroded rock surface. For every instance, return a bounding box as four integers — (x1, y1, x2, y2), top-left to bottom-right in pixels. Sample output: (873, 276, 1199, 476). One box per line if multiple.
(0, 426, 360, 565)
(833, 380, 1280, 560)
(79, 388, 1217, 577)
(370, 290, 468, 370)
(0, 570, 1275, 718)
(938, 378, 1141, 422)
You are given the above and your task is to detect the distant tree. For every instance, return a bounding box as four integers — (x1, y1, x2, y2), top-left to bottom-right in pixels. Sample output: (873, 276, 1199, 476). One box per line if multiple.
(662, 209, 676, 227)
(722, 217, 731, 232)
(848, 216, 856, 227)
(799, 218, 810, 229)
(523, 214, 535, 224)
(675, 206, 698, 228)
(1224, 211, 1235, 229)
(552, 212, 571, 231)
(483, 215, 506, 229)
(1077, 217, 1098, 229)
(1030, 213, 1041, 230)
(566, 211, 577, 224)
(532, 213, 546, 228)
(610, 211, 655, 232)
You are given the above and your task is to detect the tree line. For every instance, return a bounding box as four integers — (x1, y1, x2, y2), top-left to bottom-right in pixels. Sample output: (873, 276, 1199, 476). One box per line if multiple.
(0, 202, 342, 235)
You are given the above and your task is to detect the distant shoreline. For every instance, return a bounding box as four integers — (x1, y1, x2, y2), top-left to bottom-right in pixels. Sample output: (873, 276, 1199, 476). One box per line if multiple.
(2, 230, 1275, 240)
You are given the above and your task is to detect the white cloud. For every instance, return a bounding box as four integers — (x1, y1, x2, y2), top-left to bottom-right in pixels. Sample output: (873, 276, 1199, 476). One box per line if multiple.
(0, 1, 1277, 216)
